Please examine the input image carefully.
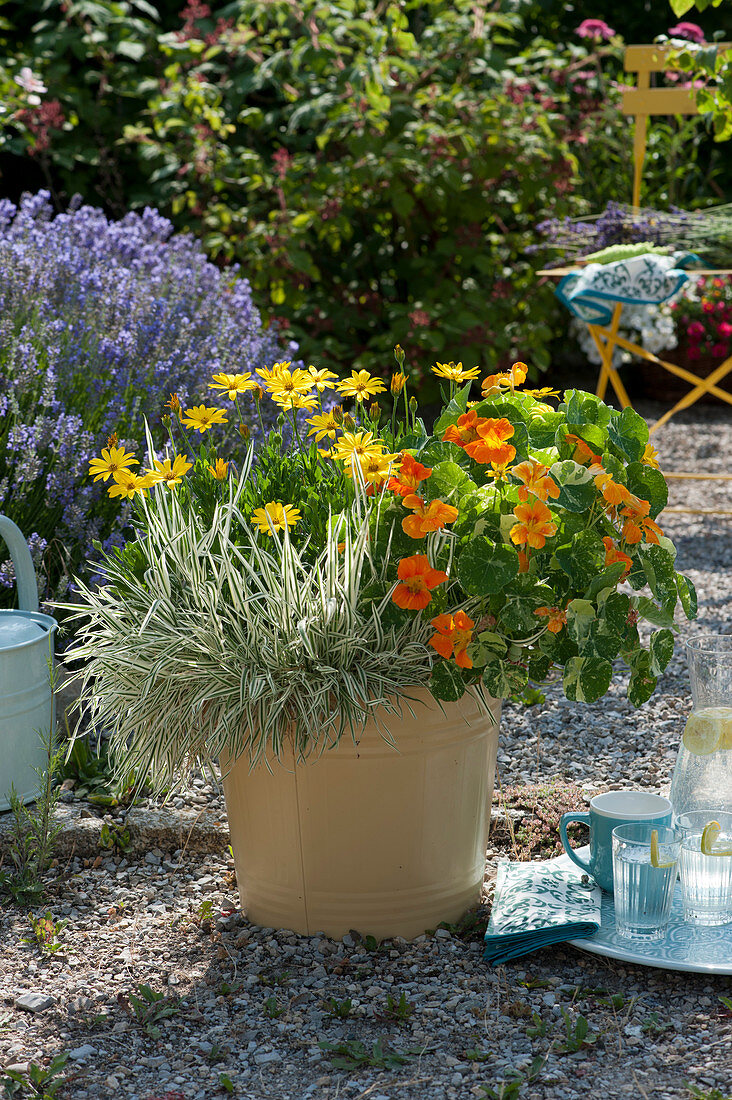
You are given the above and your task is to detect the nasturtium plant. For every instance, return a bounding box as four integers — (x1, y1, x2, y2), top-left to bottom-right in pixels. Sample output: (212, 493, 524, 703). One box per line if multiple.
(67, 347, 696, 786)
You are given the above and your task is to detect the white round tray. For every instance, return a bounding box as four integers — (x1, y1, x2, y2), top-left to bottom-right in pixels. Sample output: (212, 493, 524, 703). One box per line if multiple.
(554, 848, 732, 975)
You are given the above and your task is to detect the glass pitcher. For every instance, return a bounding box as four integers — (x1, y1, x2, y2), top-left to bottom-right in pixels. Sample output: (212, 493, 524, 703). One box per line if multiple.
(669, 636, 732, 821)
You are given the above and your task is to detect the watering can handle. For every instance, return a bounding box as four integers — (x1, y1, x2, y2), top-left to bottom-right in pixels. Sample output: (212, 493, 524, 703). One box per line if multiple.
(0, 515, 39, 613)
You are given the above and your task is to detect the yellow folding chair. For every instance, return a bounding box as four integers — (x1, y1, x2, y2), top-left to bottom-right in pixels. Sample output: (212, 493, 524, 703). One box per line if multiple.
(592, 44, 732, 434)
(541, 44, 732, 513)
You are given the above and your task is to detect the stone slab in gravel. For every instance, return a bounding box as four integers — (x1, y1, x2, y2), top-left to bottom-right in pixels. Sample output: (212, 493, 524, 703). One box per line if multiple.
(14, 993, 54, 1014)
(0, 803, 229, 861)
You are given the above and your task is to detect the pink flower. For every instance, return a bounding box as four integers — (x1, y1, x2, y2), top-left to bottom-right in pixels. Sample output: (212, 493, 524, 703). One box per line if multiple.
(718, 321, 732, 338)
(687, 321, 705, 338)
(711, 343, 729, 358)
(687, 345, 701, 360)
(668, 22, 705, 44)
(576, 18, 615, 41)
(703, 301, 715, 313)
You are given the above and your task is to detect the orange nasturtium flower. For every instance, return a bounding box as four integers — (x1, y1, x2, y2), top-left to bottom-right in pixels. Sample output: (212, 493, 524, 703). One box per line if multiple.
(565, 433, 603, 467)
(442, 409, 483, 448)
(401, 496, 459, 539)
(509, 499, 558, 550)
(594, 471, 634, 511)
(620, 499, 663, 545)
(388, 453, 432, 497)
(512, 459, 560, 503)
(481, 361, 528, 395)
(602, 536, 633, 578)
(391, 555, 448, 610)
(463, 417, 516, 467)
(534, 606, 567, 634)
(429, 611, 475, 668)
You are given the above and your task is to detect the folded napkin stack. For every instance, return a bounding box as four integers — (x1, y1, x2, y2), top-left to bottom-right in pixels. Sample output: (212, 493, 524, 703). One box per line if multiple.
(484, 856, 602, 966)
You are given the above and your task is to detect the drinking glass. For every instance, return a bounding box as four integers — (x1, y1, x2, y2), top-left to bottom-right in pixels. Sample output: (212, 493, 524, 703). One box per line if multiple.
(612, 824, 680, 942)
(678, 809, 732, 927)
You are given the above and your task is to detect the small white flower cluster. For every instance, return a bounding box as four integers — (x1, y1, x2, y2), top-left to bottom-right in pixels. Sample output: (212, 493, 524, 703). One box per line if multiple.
(571, 302, 678, 368)
(14, 66, 47, 106)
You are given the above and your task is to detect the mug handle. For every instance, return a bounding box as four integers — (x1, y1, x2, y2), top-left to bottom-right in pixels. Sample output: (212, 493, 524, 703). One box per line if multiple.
(559, 812, 592, 876)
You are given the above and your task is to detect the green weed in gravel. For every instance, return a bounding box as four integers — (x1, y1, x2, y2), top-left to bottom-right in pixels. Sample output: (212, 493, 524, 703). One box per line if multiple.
(119, 984, 180, 1040)
(22, 912, 67, 956)
(1, 1053, 68, 1099)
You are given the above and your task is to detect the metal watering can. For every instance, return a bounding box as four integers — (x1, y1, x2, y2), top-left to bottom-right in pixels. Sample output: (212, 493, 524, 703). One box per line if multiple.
(0, 515, 57, 811)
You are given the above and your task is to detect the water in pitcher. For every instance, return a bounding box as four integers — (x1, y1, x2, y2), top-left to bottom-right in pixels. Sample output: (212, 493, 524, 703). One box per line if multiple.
(669, 637, 732, 822)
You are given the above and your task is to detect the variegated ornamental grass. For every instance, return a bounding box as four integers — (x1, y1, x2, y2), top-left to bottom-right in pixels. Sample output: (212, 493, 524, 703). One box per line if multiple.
(65, 353, 696, 790)
(64, 455, 459, 792)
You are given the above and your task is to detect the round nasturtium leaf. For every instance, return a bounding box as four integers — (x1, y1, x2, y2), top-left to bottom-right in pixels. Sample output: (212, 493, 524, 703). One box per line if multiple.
(456, 537, 518, 596)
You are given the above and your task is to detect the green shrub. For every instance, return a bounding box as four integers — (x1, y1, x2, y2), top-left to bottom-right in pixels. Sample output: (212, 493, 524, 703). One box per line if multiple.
(0, 1, 728, 389)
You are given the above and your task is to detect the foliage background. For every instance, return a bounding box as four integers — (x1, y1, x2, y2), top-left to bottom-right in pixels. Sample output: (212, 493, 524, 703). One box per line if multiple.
(0, 0, 729, 394)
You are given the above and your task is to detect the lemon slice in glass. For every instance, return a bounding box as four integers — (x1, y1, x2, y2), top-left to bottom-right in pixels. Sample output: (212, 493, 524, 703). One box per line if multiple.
(650, 828, 675, 868)
(700, 820, 732, 857)
(682, 709, 727, 755)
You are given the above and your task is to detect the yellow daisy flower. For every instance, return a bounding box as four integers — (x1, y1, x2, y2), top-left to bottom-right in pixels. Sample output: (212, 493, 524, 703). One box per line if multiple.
(208, 373, 259, 400)
(207, 458, 230, 480)
(107, 470, 153, 499)
(251, 501, 301, 536)
(330, 430, 385, 467)
(335, 370, 387, 403)
(523, 386, 561, 400)
(256, 361, 293, 386)
(181, 405, 229, 433)
(306, 410, 341, 441)
(642, 442, 661, 470)
(308, 366, 339, 392)
(88, 445, 138, 483)
(271, 392, 319, 412)
(147, 455, 193, 489)
(266, 368, 316, 402)
(431, 361, 481, 383)
(348, 450, 399, 486)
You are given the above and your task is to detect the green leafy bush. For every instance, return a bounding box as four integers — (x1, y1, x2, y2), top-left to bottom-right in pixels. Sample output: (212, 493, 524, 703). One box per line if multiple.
(0, 1, 727, 389)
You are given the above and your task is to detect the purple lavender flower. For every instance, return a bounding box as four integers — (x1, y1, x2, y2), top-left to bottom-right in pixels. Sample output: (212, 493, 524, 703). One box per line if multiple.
(0, 190, 297, 601)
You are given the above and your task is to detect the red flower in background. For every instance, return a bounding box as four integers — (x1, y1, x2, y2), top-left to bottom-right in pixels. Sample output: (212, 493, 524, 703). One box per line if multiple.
(576, 18, 615, 40)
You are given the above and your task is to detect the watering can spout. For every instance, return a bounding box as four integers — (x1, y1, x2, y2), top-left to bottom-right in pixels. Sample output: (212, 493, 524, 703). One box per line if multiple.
(0, 515, 39, 612)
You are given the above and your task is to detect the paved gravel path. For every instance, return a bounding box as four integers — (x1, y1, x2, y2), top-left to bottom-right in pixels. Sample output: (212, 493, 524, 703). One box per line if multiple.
(1, 402, 731, 1100)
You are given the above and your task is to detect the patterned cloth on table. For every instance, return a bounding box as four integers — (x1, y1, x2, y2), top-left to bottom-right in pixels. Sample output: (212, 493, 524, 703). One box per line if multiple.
(483, 857, 601, 965)
(554, 251, 700, 326)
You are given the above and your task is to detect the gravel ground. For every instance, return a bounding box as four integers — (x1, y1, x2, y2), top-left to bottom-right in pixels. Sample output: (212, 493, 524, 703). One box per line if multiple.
(1, 402, 731, 1100)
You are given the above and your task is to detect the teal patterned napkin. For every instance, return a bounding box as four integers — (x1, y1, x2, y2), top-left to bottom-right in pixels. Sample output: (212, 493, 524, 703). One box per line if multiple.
(555, 251, 699, 326)
(484, 857, 602, 965)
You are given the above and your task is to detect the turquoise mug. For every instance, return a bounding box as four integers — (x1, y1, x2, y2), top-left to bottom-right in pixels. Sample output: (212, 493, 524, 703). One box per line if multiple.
(560, 791, 673, 893)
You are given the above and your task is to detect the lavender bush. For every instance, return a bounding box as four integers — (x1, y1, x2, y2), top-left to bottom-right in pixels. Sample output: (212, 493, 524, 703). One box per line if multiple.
(0, 191, 295, 603)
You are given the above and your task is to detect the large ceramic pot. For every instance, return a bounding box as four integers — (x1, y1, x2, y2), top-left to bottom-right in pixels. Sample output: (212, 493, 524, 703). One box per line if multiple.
(221, 686, 501, 940)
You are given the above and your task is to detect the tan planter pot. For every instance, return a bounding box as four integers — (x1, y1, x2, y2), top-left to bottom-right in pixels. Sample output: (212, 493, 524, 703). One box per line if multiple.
(221, 686, 501, 940)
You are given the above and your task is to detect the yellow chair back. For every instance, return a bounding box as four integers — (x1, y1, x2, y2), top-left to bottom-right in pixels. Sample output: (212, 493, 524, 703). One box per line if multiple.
(621, 44, 700, 208)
